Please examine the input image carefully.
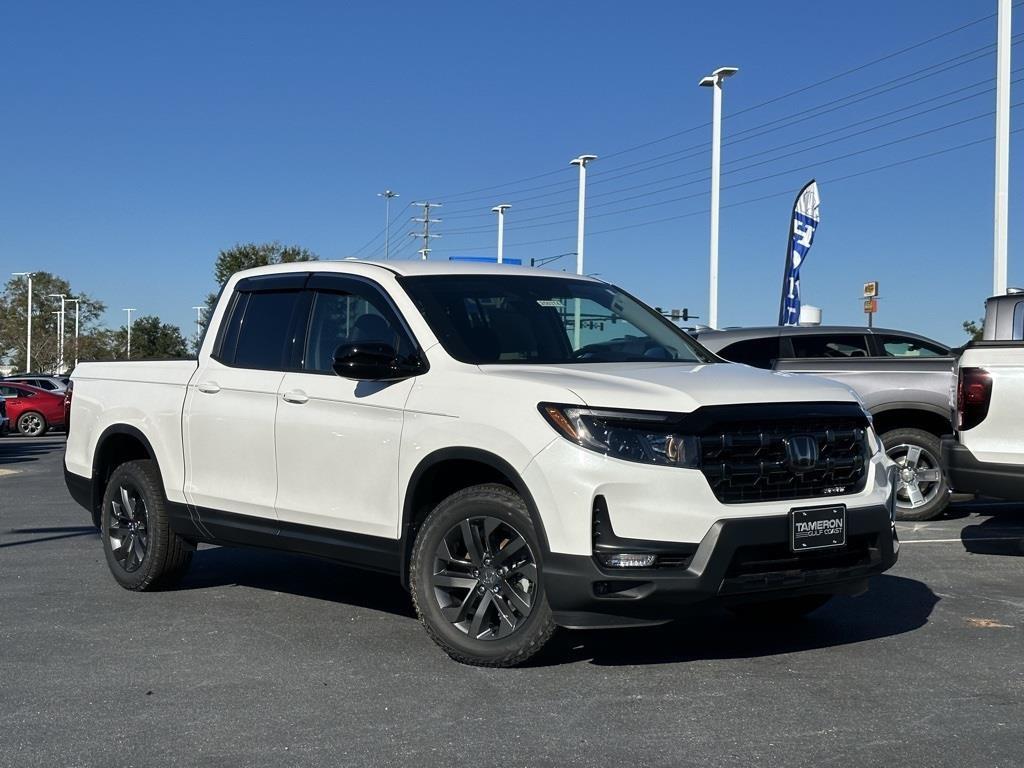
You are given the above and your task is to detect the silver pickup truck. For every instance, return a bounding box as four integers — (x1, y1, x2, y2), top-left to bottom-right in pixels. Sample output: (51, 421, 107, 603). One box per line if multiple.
(697, 325, 955, 521)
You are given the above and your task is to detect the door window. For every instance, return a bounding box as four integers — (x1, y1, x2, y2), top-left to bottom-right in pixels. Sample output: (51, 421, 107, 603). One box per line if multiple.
(304, 286, 413, 373)
(718, 338, 780, 369)
(789, 334, 871, 359)
(219, 290, 305, 370)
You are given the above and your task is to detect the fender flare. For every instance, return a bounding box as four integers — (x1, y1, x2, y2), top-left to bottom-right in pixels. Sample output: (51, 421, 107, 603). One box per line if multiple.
(398, 447, 550, 587)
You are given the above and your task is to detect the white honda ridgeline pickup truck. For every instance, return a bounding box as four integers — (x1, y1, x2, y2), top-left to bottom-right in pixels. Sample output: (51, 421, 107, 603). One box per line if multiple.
(65, 261, 898, 666)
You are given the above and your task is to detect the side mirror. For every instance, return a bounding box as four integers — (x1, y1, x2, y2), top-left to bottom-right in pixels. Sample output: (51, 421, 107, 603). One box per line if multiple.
(332, 343, 425, 381)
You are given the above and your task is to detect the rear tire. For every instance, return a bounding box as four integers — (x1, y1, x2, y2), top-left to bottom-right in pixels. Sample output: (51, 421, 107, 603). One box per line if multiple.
(882, 428, 949, 521)
(730, 594, 831, 622)
(101, 460, 192, 590)
(410, 483, 555, 667)
(16, 411, 47, 437)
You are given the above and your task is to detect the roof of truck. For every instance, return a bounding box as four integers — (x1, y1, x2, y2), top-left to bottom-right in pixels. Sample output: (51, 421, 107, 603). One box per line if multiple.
(231, 259, 598, 281)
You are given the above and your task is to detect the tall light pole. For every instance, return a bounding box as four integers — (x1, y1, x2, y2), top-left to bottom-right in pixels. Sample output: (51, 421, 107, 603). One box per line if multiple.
(66, 298, 80, 368)
(699, 66, 739, 329)
(48, 293, 66, 373)
(123, 308, 136, 359)
(492, 204, 511, 264)
(994, 0, 1012, 295)
(192, 306, 205, 351)
(11, 272, 33, 372)
(378, 190, 399, 260)
(570, 155, 597, 348)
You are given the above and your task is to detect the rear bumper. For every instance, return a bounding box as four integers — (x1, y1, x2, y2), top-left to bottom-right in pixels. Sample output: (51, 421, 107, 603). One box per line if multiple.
(544, 504, 898, 629)
(941, 437, 1024, 500)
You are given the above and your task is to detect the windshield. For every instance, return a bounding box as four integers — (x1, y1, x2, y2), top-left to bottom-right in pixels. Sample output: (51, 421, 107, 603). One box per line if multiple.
(399, 274, 713, 365)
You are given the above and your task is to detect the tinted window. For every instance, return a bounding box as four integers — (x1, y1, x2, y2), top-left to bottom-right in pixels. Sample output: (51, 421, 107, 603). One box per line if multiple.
(230, 291, 304, 370)
(1013, 301, 1024, 341)
(400, 275, 711, 365)
(304, 287, 413, 373)
(718, 338, 779, 369)
(0, 386, 29, 398)
(877, 335, 948, 357)
(789, 334, 870, 359)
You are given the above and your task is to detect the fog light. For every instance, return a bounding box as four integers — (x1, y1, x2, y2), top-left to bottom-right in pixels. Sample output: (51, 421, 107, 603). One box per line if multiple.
(597, 553, 657, 568)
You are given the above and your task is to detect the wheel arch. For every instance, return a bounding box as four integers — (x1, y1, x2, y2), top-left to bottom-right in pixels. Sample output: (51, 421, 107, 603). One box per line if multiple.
(870, 404, 952, 438)
(89, 424, 160, 527)
(399, 447, 549, 588)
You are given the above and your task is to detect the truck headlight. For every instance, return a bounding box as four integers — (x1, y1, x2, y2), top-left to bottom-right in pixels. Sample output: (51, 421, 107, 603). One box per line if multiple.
(539, 403, 700, 468)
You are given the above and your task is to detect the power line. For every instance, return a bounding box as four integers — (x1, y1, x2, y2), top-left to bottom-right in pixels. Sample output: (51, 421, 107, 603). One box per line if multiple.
(409, 201, 442, 260)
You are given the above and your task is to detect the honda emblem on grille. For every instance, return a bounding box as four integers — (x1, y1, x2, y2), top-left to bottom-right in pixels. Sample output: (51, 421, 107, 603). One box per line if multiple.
(783, 434, 819, 471)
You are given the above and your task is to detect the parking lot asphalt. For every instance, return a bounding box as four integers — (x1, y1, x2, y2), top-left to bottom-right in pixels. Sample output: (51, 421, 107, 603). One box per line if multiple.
(1, 436, 1022, 768)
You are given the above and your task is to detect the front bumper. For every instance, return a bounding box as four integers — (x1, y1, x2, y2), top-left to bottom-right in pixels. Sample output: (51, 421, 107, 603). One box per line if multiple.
(544, 503, 898, 629)
(941, 437, 1024, 500)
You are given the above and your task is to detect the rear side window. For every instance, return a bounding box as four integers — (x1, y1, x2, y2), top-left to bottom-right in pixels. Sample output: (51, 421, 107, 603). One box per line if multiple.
(217, 290, 305, 370)
(789, 334, 870, 359)
(877, 335, 948, 357)
(718, 338, 779, 369)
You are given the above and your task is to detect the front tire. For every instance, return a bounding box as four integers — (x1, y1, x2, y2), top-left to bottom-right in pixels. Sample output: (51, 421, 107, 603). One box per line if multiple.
(17, 411, 47, 437)
(101, 460, 192, 590)
(882, 428, 949, 521)
(410, 483, 555, 667)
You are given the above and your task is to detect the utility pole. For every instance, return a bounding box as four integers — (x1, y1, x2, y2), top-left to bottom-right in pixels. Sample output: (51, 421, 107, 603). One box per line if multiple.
(492, 204, 511, 263)
(123, 308, 136, 359)
(192, 306, 205, 350)
(51, 312, 61, 373)
(699, 66, 739, 329)
(378, 190, 399, 260)
(48, 294, 66, 373)
(11, 272, 33, 372)
(410, 202, 442, 260)
(66, 298, 80, 368)
(570, 155, 597, 348)
(994, 0, 1012, 295)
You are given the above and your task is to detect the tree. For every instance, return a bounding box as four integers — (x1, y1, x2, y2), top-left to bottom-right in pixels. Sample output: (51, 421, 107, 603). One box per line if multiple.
(200, 242, 318, 332)
(111, 316, 190, 360)
(0, 272, 106, 373)
(963, 318, 984, 341)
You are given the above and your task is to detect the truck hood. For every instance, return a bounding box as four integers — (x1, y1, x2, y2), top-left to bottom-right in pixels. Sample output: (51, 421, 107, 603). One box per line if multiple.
(478, 361, 860, 412)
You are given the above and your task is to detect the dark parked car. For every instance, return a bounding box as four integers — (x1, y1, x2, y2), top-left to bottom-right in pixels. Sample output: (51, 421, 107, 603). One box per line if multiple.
(697, 325, 955, 521)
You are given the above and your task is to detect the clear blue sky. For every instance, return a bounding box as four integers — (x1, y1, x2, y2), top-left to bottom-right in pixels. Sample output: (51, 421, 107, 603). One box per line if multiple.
(1, 0, 1020, 345)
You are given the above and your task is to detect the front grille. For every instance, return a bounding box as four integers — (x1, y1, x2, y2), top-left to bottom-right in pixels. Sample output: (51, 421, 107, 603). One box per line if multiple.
(699, 417, 869, 504)
(725, 534, 876, 579)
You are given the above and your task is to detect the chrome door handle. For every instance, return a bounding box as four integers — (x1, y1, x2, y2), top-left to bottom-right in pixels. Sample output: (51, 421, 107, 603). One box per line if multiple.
(282, 390, 309, 404)
(197, 382, 221, 394)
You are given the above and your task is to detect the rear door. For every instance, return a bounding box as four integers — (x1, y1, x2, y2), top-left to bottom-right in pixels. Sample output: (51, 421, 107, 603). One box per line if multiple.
(273, 274, 417, 538)
(183, 274, 310, 520)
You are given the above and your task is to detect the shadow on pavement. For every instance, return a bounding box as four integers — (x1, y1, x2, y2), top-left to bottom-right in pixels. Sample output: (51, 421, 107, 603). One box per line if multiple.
(533, 574, 938, 667)
(961, 508, 1024, 557)
(0, 436, 63, 466)
(179, 545, 415, 619)
(0, 526, 98, 548)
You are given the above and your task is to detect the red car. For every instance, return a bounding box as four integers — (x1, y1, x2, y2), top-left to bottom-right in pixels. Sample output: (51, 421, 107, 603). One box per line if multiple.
(0, 382, 66, 437)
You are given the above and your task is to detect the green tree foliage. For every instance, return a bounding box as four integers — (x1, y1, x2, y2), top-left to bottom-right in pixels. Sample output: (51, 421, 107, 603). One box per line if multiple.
(0, 272, 106, 373)
(111, 315, 190, 360)
(200, 242, 318, 332)
(962, 318, 984, 341)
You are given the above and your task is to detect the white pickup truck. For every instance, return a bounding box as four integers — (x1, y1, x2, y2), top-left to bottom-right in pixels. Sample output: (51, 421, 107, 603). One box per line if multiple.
(942, 341, 1024, 499)
(65, 261, 898, 666)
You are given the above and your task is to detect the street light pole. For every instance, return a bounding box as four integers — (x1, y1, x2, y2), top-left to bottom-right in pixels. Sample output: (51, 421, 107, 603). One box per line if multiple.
(123, 308, 136, 359)
(192, 306, 205, 351)
(66, 298, 80, 368)
(378, 190, 399, 260)
(12, 272, 33, 372)
(699, 66, 739, 329)
(492, 204, 511, 264)
(48, 293, 66, 373)
(994, 0, 1012, 295)
(570, 154, 597, 348)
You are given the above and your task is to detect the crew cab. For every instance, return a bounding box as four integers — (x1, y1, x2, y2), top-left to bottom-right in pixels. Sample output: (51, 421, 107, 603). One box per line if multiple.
(697, 326, 955, 521)
(65, 262, 898, 666)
